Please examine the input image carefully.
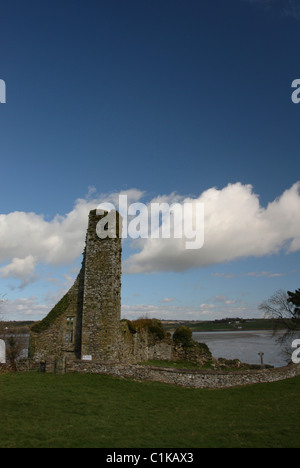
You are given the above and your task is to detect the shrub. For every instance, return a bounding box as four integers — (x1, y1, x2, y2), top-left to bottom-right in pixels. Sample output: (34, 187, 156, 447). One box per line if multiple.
(132, 318, 153, 331)
(121, 319, 137, 334)
(126, 318, 167, 340)
(149, 322, 166, 340)
(173, 326, 193, 348)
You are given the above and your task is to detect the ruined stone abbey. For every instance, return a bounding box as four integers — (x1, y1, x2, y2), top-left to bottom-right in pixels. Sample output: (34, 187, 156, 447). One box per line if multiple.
(21, 209, 300, 387)
(30, 210, 208, 366)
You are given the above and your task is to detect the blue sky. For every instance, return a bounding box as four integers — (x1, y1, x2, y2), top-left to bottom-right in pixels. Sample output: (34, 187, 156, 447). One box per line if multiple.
(0, 0, 300, 321)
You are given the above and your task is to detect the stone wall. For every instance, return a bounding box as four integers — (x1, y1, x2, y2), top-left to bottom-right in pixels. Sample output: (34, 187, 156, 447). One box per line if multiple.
(80, 210, 122, 362)
(63, 360, 300, 389)
(29, 209, 262, 376)
(29, 267, 85, 361)
(115, 320, 212, 365)
(29, 210, 122, 362)
(116, 321, 174, 363)
(0, 339, 5, 364)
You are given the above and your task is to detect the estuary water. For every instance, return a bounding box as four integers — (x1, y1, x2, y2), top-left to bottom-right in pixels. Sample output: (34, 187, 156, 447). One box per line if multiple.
(15, 331, 291, 368)
(193, 330, 291, 368)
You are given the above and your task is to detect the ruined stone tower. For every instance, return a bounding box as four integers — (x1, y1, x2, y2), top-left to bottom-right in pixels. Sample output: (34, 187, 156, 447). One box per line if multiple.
(30, 209, 122, 362)
(30, 208, 204, 368)
(81, 210, 122, 361)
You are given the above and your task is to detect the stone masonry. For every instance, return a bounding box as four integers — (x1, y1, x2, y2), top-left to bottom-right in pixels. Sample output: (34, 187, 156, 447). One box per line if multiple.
(81, 210, 122, 361)
(29, 209, 211, 366)
(27, 208, 299, 388)
(30, 209, 122, 362)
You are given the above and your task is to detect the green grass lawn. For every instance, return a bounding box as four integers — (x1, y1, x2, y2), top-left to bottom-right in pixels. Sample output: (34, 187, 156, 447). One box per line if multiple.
(0, 372, 299, 448)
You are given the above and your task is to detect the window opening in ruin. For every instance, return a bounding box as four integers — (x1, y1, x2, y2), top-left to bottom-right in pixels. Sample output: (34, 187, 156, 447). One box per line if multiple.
(65, 331, 74, 343)
(66, 317, 74, 343)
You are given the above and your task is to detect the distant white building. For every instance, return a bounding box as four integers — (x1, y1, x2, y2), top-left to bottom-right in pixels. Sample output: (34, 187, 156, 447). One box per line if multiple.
(0, 339, 5, 364)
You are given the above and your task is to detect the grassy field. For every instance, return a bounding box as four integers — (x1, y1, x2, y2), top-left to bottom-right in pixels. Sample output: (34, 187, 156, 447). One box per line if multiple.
(0, 372, 299, 448)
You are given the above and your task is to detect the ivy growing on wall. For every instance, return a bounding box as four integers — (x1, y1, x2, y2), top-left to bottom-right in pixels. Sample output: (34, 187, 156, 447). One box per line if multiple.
(31, 294, 69, 334)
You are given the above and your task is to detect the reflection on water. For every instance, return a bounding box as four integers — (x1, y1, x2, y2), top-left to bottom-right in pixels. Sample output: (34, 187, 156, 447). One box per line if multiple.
(193, 330, 291, 368)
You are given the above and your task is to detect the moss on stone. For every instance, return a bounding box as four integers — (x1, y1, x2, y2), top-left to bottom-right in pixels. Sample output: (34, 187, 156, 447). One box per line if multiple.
(30, 294, 69, 334)
(120, 319, 137, 334)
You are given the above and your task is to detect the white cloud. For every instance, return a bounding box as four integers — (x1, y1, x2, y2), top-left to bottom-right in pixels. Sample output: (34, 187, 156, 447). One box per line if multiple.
(121, 297, 255, 321)
(121, 303, 201, 320)
(160, 297, 177, 303)
(214, 295, 236, 305)
(213, 271, 286, 279)
(0, 183, 299, 286)
(0, 255, 36, 278)
(0, 255, 38, 288)
(1, 297, 50, 321)
(124, 182, 300, 273)
(0, 188, 145, 286)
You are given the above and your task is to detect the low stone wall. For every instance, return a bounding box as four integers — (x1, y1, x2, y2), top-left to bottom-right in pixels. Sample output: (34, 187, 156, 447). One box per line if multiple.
(0, 360, 40, 373)
(0, 363, 14, 374)
(64, 359, 300, 389)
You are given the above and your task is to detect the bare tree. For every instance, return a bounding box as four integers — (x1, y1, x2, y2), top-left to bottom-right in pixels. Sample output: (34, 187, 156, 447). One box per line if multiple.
(259, 289, 300, 361)
(6, 336, 27, 371)
(0, 294, 6, 338)
(0, 294, 27, 370)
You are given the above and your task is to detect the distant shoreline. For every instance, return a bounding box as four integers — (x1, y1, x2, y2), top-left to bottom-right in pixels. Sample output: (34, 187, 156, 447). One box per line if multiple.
(192, 329, 283, 334)
(161, 318, 285, 333)
(2, 318, 284, 335)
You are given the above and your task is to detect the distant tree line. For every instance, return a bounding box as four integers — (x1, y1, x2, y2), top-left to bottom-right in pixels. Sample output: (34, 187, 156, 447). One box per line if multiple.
(213, 317, 246, 324)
